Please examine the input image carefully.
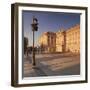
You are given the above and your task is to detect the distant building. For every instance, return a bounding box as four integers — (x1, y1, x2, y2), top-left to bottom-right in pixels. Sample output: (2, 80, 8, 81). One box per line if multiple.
(56, 29, 66, 52)
(38, 24, 80, 53)
(38, 32, 56, 53)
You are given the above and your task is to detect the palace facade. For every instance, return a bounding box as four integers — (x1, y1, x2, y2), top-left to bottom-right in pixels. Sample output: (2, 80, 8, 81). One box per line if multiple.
(38, 32, 56, 53)
(38, 24, 80, 53)
(56, 24, 80, 53)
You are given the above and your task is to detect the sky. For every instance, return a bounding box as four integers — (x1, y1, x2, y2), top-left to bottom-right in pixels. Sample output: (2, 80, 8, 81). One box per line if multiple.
(22, 10, 80, 46)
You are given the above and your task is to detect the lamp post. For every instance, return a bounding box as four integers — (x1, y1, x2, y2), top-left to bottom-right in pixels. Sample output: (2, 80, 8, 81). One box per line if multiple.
(31, 16, 38, 66)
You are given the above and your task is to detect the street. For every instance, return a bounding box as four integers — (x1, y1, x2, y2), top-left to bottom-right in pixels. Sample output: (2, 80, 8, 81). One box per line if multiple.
(23, 53, 80, 77)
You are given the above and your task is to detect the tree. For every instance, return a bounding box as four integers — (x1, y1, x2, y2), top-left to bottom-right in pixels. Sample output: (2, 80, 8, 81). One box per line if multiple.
(24, 37, 28, 54)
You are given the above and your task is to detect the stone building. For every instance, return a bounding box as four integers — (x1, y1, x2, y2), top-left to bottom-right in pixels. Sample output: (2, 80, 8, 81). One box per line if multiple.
(38, 32, 56, 53)
(56, 24, 80, 53)
(65, 24, 80, 53)
(38, 24, 80, 53)
(56, 29, 66, 52)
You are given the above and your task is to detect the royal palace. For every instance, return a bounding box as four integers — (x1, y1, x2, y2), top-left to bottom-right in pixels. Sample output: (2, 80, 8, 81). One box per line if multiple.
(38, 24, 80, 53)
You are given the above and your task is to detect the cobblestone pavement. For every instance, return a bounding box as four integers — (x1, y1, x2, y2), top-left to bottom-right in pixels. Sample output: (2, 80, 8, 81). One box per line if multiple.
(23, 53, 80, 77)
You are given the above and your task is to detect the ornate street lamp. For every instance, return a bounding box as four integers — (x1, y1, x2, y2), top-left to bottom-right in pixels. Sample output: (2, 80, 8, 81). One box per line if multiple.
(31, 16, 38, 66)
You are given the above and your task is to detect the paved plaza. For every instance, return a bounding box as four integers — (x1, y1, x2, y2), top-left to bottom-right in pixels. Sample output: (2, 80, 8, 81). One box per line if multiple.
(23, 53, 80, 77)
